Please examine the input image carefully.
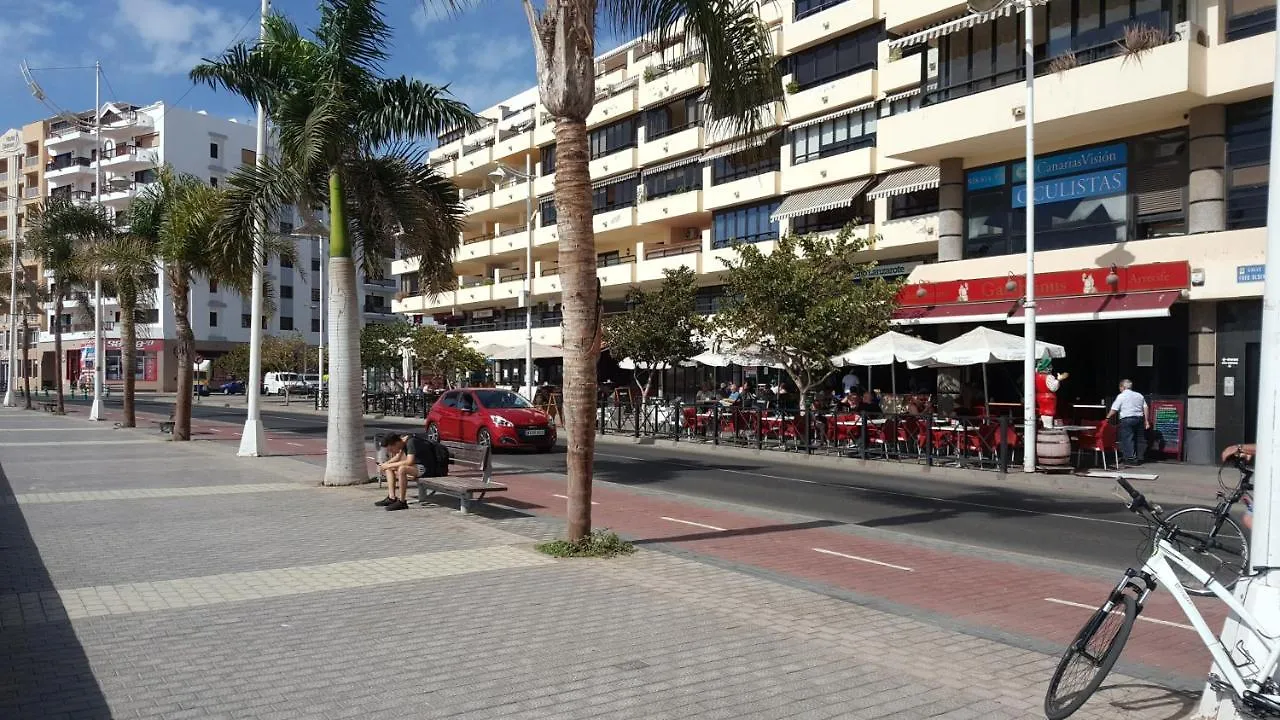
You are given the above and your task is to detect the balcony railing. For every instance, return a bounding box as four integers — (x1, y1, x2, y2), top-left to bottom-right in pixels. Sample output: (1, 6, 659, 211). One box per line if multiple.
(498, 270, 527, 282)
(103, 144, 140, 159)
(597, 254, 637, 268)
(794, 0, 850, 21)
(462, 233, 495, 245)
(23, 187, 40, 199)
(459, 187, 494, 200)
(647, 120, 700, 142)
(645, 243, 700, 260)
(497, 225, 529, 237)
(46, 156, 92, 172)
(24, 156, 39, 168)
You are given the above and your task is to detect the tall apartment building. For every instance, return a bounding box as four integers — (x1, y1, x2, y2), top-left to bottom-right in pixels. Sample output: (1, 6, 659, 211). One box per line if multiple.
(0, 126, 43, 393)
(33, 101, 398, 392)
(394, 0, 1276, 464)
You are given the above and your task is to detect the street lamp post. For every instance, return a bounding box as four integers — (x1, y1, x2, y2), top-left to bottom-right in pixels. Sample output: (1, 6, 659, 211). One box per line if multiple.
(4, 207, 17, 408)
(89, 61, 105, 421)
(488, 155, 536, 399)
(238, 0, 271, 457)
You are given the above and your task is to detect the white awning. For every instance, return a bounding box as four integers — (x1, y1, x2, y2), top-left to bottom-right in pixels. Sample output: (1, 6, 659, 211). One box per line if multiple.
(788, 99, 877, 131)
(590, 171, 640, 190)
(641, 153, 702, 176)
(883, 87, 922, 104)
(700, 131, 780, 162)
(888, 3, 1024, 51)
(771, 177, 877, 222)
(866, 166, 941, 199)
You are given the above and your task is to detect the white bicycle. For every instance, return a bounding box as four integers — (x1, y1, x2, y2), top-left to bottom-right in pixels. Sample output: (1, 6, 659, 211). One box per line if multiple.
(1045, 475, 1280, 719)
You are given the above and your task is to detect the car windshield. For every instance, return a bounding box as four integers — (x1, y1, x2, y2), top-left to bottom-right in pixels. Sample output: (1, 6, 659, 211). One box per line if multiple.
(474, 390, 532, 409)
(279, 373, 298, 381)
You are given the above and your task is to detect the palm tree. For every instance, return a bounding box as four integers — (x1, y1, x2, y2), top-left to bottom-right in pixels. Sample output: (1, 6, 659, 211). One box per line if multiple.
(95, 233, 158, 428)
(191, 0, 477, 485)
(26, 200, 113, 415)
(512, 0, 781, 539)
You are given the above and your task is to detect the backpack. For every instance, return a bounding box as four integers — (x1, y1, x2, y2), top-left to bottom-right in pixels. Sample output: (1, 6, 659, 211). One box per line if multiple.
(412, 434, 449, 477)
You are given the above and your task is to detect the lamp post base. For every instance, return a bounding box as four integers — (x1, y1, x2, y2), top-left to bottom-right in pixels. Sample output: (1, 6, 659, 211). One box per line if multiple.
(2, 389, 14, 408)
(88, 395, 103, 421)
(237, 418, 268, 456)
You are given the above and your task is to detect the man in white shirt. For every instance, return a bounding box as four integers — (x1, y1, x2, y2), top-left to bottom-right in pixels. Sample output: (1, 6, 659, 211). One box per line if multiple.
(841, 371, 861, 395)
(1106, 379, 1150, 465)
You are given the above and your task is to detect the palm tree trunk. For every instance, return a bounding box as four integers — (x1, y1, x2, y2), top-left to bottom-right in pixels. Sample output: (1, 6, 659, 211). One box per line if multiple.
(121, 300, 136, 427)
(171, 270, 194, 440)
(323, 170, 365, 486)
(54, 292, 65, 414)
(554, 116, 597, 541)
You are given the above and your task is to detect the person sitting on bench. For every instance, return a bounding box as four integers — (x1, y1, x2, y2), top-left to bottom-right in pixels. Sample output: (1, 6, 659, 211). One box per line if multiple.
(375, 434, 431, 512)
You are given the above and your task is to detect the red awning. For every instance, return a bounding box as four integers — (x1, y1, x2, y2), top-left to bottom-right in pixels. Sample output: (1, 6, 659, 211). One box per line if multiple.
(1007, 291, 1181, 324)
(892, 300, 1018, 326)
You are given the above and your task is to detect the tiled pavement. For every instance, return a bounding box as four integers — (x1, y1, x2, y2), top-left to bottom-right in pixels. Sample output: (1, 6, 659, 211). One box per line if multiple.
(0, 407, 1205, 719)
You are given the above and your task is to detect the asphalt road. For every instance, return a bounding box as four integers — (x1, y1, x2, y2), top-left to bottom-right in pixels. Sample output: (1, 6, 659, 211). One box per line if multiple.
(60, 393, 1181, 571)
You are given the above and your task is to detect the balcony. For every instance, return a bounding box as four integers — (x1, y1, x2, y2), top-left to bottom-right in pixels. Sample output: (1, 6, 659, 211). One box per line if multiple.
(786, 69, 875, 123)
(24, 156, 39, 169)
(758, 0, 783, 25)
(638, 125, 703, 166)
(429, 138, 463, 165)
(455, 281, 494, 306)
(100, 181, 142, 206)
(704, 104, 783, 147)
(878, 30, 1205, 165)
(45, 156, 93, 180)
(589, 147, 638, 179)
(876, 212, 938, 252)
(704, 171, 782, 211)
(462, 188, 493, 215)
(640, 61, 706, 108)
(709, 236, 777, 268)
(783, 144, 874, 193)
(494, 124, 534, 160)
(1205, 25, 1276, 99)
(597, 256, 636, 287)
(100, 144, 153, 171)
(883, 0, 964, 34)
(587, 82, 639, 127)
(534, 111, 556, 146)
(456, 140, 495, 174)
(879, 49, 924, 95)
(786, 0, 878, 54)
(455, 233, 494, 262)
(533, 172, 555, 198)
(492, 180, 531, 212)
(492, 276, 525, 303)
(428, 154, 456, 177)
(594, 206, 637, 235)
(637, 243, 701, 282)
(491, 226, 532, 256)
(532, 268, 561, 296)
(44, 126, 92, 149)
(534, 223, 559, 247)
(637, 188, 703, 225)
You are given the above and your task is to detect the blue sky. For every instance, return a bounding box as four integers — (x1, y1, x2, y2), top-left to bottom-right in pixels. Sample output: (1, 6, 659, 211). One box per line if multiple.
(0, 0, 624, 134)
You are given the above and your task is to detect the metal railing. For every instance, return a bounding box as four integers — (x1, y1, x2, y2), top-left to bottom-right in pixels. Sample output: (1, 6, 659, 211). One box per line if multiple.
(644, 244, 700, 260)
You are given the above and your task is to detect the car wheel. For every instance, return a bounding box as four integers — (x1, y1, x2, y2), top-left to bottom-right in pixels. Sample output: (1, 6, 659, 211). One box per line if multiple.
(477, 428, 491, 448)
(425, 422, 440, 443)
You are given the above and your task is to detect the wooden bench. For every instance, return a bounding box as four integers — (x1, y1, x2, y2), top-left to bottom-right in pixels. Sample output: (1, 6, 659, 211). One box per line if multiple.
(417, 441, 507, 513)
(41, 402, 57, 413)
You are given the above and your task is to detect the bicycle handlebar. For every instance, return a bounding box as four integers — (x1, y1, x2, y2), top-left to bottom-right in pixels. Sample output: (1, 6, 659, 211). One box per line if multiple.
(1116, 476, 1143, 503)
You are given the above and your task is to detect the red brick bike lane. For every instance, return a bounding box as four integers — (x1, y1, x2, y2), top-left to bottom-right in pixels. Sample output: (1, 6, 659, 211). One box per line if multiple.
(490, 468, 1223, 684)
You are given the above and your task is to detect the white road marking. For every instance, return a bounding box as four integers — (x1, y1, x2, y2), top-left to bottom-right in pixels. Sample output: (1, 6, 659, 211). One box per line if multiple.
(812, 547, 914, 572)
(552, 493, 599, 505)
(720, 468, 819, 484)
(597, 451, 649, 461)
(0, 440, 158, 447)
(366, 456, 377, 462)
(287, 442, 305, 448)
(1043, 597, 1195, 631)
(660, 516, 726, 532)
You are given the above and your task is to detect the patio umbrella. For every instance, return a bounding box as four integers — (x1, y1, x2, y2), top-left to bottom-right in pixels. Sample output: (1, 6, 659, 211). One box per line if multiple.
(905, 326, 1066, 414)
(487, 342, 563, 361)
(618, 357, 696, 370)
(832, 330, 940, 396)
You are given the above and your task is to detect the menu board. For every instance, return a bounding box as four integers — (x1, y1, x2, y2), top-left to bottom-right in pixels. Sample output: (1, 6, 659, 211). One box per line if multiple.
(1149, 399, 1185, 460)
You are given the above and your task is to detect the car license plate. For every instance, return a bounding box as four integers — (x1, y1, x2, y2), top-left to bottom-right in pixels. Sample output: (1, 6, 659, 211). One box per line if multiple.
(524, 428, 546, 437)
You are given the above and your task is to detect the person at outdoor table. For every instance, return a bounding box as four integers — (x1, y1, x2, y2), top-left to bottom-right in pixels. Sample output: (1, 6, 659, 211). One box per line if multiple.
(904, 396, 926, 415)
(695, 383, 717, 404)
(1107, 379, 1149, 466)
(860, 389, 881, 414)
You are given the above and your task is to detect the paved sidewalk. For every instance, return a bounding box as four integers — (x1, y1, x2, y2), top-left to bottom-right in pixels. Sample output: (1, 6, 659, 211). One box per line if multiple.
(0, 407, 1203, 719)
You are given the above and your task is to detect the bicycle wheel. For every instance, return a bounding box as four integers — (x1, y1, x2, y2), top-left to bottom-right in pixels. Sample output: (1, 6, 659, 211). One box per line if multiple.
(1044, 592, 1137, 720)
(1164, 507, 1249, 596)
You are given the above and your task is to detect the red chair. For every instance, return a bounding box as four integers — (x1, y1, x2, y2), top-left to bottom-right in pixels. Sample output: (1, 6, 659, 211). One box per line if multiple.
(1085, 421, 1120, 469)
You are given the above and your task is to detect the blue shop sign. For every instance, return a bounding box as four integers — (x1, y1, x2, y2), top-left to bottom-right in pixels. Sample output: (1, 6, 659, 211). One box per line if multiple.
(966, 166, 1006, 191)
(1238, 264, 1265, 283)
(1011, 167, 1127, 208)
(1012, 143, 1127, 183)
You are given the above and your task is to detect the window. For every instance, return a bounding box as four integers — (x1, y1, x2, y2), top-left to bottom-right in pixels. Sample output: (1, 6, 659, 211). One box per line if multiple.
(281, 285, 293, 299)
(311, 258, 321, 272)
(311, 318, 321, 332)
(1228, 0, 1276, 41)
(643, 94, 702, 141)
(540, 144, 556, 175)
(790, 108, 876, 165)
(643, 162, 702, 200)
(878, 93, 922, 119)
(279, 221, 294, 235)
(140, 309, 159, 324)
(588, 118, 637, 160)
(281, 257, 293, 269)
(280, 316, 294, 331)
(135, 168, 157, 184)
(711, 137, 781, 185)
(963, 188, 1009, 259)
(209, 177, 218, 188)
(791, 203, 867, 235)
(241, 148, 256, 165)
(439, 391, 460, 409)
(694, 285, 728, 315)
(889, 189, 939, 220)
(209, 311, 218, 327)
(539, 197, 557, 226)
(241, 314, 251, 328)
(592, 176, 638, 214)
(209, 142, 219, 159)
(712, 200, 782, 249)
(311, 288, 321, 302)
(794, 0, 849, 21)
(1227, 97, 1270, 231)
(209, 279, 218, 293)
(788, 24, 882, 91)
(1131, 129, 1188, 237)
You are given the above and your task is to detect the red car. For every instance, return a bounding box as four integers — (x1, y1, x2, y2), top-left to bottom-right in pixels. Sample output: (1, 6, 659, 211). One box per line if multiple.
(425, 388, 556, 451)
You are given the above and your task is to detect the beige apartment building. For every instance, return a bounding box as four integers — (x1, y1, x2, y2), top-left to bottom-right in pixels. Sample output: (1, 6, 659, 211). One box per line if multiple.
(0, 122, 49, 394)
(393, 0, 1276, 464)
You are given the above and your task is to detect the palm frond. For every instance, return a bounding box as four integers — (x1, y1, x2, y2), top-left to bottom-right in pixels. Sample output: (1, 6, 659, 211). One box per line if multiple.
(602, 0, 783, 137)
(190, 13, 308, 113)
(98, 234, 160, 313)
(358, 77, 481, 147)
(214, 157, 311, 268)
(316, 0, 393, 77)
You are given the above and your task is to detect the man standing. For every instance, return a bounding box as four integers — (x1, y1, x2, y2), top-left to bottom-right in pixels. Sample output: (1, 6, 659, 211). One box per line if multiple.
(376, 433, 434, 511)
(1106, 379, 1149, 466)
(841, 370, 861, 396)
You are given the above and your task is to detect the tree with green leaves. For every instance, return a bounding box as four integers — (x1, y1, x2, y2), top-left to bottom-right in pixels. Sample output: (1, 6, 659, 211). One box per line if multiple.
(26, 200, 114, 414)
(0, 239, 44, 410)
(262, 332, 310, 374)
(212, 343, 251, 386)
(192, 0, 477, 485)
(604, 266, 705, 404)
(361, 320, 412, 380)
(415, 0, 782, 541)
(409, 325, 487, 386)
(714, 229, 901, 406)
(95, 234, 159, 427)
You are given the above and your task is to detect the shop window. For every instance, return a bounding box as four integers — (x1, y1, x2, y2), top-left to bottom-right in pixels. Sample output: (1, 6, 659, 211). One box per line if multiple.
(591, 176, 638, 214)
(711, 136, 782, 185)
(889, 189, 939, 220)
(1227, 97, 1270, 230)
(712, 200, 782, 249)
(788, 24, 882, 91)
(790, 109, 876, 165)
(963, 188, 1010, 259)
(588, 118, 637, 160)
(643, 163, 702, 200)
(791, 203, 868, 235)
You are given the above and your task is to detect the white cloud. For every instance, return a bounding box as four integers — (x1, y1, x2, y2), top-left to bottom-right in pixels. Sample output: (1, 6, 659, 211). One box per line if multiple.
(114, 0, 244, 75)
(421, 33, 534, 113)
(410, 4, 452, 31)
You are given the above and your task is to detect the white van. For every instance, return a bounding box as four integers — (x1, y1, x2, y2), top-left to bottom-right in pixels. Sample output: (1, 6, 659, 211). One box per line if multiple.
(263, 372, 307, 395)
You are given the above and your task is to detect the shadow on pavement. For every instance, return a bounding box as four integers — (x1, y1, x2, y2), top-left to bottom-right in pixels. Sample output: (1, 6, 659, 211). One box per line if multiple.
(0, 460, 112, 719)
(1095, 682, 1199, 719)
(633, 519, 842, 546)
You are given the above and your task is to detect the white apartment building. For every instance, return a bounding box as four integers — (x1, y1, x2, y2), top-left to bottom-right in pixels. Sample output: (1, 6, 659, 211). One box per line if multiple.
(395, 0, 1276, 464)
(33, 102, 398, 392)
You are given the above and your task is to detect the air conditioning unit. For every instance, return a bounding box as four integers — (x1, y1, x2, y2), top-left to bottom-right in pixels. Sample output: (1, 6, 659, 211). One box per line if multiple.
(1174, 21, 1208, 46)
(682, 228, 700, 242)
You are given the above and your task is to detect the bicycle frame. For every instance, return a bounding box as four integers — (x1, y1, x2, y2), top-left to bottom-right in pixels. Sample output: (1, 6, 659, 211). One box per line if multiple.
(1131, 537, 1280, 700)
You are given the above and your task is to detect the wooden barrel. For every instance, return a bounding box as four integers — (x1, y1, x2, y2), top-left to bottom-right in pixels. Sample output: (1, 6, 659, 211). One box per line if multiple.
(1036, 428, 1072, 467)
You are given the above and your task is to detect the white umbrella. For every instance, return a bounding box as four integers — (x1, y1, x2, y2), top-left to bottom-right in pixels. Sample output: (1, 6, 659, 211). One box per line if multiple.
(488, 342, 563, 360)
(618, 357, 696, 370)
(906, 327, 1066, 415)
(833, 331, 941, 396)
